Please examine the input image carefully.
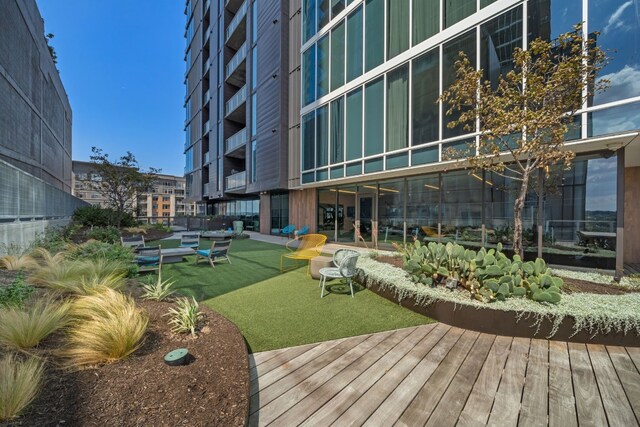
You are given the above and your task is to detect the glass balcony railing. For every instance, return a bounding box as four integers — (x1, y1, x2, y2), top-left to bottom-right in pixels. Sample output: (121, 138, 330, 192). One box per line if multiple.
(225, 84, 247, 117)
(225, 0, 247, 43)
(203, 120, 210, 135)
(203, 58, 211, 74)
(204, 0, 210, 13)
(225, 170, 246, 191)
(226, 42, 247, 80)
(225, 128, 247, 154)
(204, 151, 210, 164)
(203, 183, 210, 196)
(203, 89, 210, 105)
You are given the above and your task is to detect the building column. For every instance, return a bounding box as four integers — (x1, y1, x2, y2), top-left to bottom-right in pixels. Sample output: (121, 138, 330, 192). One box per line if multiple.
(616, 147, 626, 279)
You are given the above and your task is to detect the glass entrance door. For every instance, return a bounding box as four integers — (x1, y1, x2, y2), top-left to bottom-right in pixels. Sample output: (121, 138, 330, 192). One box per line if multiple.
(357, 190, 377, 246)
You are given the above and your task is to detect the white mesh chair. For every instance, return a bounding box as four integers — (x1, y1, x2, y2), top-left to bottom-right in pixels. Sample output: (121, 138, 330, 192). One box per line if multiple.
(179, 233, 200, 249)
(319, 250, 360, 298)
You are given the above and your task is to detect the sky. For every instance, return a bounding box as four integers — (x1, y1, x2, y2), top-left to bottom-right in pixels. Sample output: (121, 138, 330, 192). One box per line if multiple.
(37, 0, 186, 176)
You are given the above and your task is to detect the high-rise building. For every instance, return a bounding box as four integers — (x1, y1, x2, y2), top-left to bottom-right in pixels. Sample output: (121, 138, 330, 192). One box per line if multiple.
(183, 0, 290, 233)
(295, 0, 640, 271)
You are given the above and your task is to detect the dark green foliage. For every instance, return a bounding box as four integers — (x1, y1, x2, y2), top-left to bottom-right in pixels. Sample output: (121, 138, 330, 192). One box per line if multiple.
(32, 226, 71, 253)
(85, 226, 121, 244)
(398, 241, 563, 304)
(0, 274, 34, 308)
(73, 205, 136, 228)
(66, 241, 137, 276)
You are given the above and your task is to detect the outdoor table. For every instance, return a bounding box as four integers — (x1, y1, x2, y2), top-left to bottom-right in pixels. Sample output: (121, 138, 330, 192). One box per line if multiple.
(201, 231, 234, 241)
(161, 247, 196, 263)
(310, 256, 333, 280)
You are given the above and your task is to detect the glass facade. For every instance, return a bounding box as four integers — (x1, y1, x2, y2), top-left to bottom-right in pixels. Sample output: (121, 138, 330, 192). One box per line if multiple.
(270, 193, 289, 232)
(346, 6, 363, 82)
(213, 199, 260, 232)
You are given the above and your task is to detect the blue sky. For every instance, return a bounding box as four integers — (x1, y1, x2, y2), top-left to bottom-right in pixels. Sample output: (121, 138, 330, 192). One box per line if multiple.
(37, 0, 186, 176)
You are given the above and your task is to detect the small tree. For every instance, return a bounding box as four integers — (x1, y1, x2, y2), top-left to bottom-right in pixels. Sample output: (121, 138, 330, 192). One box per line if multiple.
(440, 26, 608, 257)
(89, 147, 159, 227)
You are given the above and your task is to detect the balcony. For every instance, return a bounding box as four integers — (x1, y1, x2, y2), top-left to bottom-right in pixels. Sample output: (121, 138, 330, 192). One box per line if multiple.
(204, 151, 210, 164)
(204, 0, 210, 13)
(203, 183, 210, 196)
(225, 0, 243, 14)
(225, 0, 247, 50)
(225, 170, 246, 192)
(203, 57, 211, 75)
(204, 24, 211, 43)
(225, 84, 247, 122)
(203, 89, 211, 106)
(203, 120, 210, 135)
(225, 128, 247, 158)
(225, 42, 247, 87)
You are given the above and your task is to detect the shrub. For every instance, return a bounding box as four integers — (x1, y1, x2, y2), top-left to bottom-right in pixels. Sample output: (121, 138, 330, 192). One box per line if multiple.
(0, 254, 39, 272)
(64, 288, 148, 368)
(141, 272, 175, 301)
(0, 275, 34, 308)
(64, 241, 136, 277)
(86, 226, 121, 244)
(30, 259, 128, 295)
(0, 298, 69, 350)
(73, 205, 136, 228)
(166, 297, 203, 337)
(32, 226, 71, 254)
(0, 354, 44, 421)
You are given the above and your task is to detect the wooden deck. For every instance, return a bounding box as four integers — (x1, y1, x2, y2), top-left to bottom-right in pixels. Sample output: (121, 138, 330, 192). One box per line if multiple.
(248, 323, 640, 426)
(626, 263, 640, 275)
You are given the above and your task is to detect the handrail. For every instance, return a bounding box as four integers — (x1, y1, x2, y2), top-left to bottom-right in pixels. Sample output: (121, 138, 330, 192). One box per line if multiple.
(225, 128, 247, 153)
(225, 0, 248, 42)
(226, 42, 247, 79)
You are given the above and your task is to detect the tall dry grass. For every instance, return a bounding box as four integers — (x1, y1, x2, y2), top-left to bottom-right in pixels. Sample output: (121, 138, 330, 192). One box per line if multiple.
(0, 254, 39, 271)
(29, 259, 127, 295)
(63, 288, 148, 368)
(0, 354, 44, 421)
(0, 298, 70, 350)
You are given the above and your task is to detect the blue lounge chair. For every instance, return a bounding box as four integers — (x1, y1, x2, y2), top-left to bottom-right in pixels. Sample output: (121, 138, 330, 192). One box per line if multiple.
(280, 224, 296, 238)
(295, 225, 310, 238)
(195, 240, 232, 268)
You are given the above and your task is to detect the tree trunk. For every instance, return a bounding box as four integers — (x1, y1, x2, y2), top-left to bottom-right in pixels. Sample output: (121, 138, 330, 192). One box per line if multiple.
(513, 172, 530, 258)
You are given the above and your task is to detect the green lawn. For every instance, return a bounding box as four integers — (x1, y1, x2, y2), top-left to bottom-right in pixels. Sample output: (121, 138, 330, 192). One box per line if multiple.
(154, 238, 433, 352)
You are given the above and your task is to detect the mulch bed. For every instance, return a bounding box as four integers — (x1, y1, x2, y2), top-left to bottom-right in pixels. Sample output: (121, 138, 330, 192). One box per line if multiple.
(2, 285, 250, 427)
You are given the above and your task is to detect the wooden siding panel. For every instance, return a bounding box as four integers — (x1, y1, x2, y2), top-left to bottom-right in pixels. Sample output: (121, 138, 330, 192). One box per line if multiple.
(625, 166, 640, 263)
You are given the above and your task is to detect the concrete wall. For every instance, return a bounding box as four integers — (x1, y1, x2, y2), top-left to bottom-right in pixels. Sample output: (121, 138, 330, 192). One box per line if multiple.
(0, 219, 69, 255)
(624, 166, 640, 263)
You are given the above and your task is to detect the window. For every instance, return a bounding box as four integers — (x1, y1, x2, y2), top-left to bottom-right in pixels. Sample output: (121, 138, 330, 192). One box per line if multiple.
(413, 0, 439, 45)
(317, 35, 330, 97)
(252, 1, 258, 44)
(303, 45, 316, 106)
(443, 30, 476, 138)
(346, 88, 363, 160)
(316, 105, 329, 167)
(302, 112, 315, 170)
(365, 0, 384, 71)
(412, 48, 440, 145)
(303, 0, 317, 42)
(387, 64, 409, 151)
(387, 0, 409, 59)
(251, 93, 257, 136)
(251, 48, 257, 89)
(330, 97, 344, 163)
(346, 6, 363, 82)
(330, 20, 345, 91)
(444, 0, 476, 28)
(364, 77, 384, 155)
(251, 140, 257, 182)
(318, 0, 330, 29)
(331, 0, 345, 17)
(185, 148, 194, 173)
(481, 6, 522, 88)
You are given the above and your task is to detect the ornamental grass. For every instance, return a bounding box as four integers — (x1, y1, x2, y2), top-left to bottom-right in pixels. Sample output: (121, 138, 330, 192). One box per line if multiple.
(0, 298, 69, 351)
(0, 354, 44, 421)
(29, 259, 127, 295)
(0, 254, 39, 271)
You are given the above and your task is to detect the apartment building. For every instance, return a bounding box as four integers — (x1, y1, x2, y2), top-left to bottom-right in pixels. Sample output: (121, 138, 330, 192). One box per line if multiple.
(294, 0, 640, 271)
(183, 0, 290, 233)
(72, 161, 190, 219)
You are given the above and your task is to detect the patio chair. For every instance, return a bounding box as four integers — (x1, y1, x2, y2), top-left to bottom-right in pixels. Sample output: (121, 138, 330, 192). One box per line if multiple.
(280, 224, 296, 238)
(295, 225, 310, 238)
(121, 235, 145, 249)
(179, 233, 200, 249)
(280, 234, 327, 276)
(135, 245, 162, 272)
(195, 239, 232, 268)
(319, 250, 361, 298)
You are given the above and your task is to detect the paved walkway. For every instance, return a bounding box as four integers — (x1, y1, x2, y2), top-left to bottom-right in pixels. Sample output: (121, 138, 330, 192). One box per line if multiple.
(248, 323, 640, 426)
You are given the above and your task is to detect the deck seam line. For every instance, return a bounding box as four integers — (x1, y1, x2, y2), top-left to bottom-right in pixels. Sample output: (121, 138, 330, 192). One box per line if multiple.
(585, 344, 611, 426)
(484, 336, 515, 425)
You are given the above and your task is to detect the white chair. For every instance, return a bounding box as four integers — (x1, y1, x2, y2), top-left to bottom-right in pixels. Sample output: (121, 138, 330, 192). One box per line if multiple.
(319, 249, 360, 298)
(179, 233, 200, 249)
(121, 235, 145, 248)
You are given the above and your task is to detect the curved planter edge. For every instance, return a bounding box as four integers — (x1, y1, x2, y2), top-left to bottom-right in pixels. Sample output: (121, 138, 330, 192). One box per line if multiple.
(364, 280, 640, 347)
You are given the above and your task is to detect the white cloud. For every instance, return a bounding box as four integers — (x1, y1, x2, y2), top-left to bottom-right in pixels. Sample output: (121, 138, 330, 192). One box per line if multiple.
(603, 0, 633, 35)
(596, 64, 640, 104)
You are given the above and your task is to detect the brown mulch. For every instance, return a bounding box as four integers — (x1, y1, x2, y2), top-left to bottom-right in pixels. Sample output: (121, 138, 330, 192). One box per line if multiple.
(2, 288, 250, 427)
(374, 255, 637, 295)
(0, 269, 18, 287)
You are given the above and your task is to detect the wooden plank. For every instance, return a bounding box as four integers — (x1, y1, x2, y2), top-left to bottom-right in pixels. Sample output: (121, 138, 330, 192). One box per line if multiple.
(252, 342, 319, 366)
(252, 331, 394, 426)
(333, 326, 464, 426)
(393, 330, 480, 427)
(587, 344, 637, 426)
(251, 341, 328, 381)
(567, 342, 607, 427)
(300, 324, 443, 427)
(626, 347, 640, 373)
(607, 346, 640, 423)
(457, 335, 513, 427)
(425, 334, 496, 427)
(270, 327, 415, 426)
(548, 340, 577, 427)
(486, 337, 530, 426)
(250, 337, 344, 396)
(250, 333, 370, 415)
(519, 339, 549, 427)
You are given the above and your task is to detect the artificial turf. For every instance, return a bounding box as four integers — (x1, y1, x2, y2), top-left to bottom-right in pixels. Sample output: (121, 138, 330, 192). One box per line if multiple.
(154, 238, 433, 352)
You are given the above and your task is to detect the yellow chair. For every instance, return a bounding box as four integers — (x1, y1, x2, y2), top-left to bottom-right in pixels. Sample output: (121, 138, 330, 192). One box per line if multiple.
(280, 234, 327, 276)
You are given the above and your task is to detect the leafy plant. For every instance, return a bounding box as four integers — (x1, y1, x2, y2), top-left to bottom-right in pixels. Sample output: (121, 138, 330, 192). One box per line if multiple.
(0, 298, 69, 350)
(0, 274, 34, 308)
(0, 354, 44, 421)
(166, 297, 203, 337)
(86, 226, 121, 244)
(141, 272, 175, 301)
(65, 241, 136, 276)
(0, 254, 39, 271)
(64, 288, 148, 368)
(73, 205, 137, 228)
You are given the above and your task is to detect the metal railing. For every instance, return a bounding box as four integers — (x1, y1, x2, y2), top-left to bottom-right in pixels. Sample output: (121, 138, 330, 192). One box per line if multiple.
(225, 84, 247, 116)
(225, 128, 247, 154)
(226, 42, 247, 80)
(225, 0, 247, 42)
(225, 170, 246, 190)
